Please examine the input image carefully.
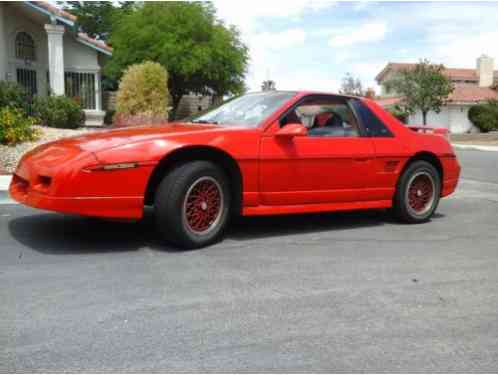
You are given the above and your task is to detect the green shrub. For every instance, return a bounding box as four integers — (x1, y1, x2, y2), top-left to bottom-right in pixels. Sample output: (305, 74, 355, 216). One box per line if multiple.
(0, 106, 39, 145)
(468, 100, 498, 132)
(34, 96, 85, 129)
(116, 61, 169, 118)
(0, 81, 31, 113)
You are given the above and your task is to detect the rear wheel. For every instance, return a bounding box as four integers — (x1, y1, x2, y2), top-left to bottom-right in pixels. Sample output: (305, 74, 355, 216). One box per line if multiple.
(154, 161, 231, 249)
(392, 160, 441, 223)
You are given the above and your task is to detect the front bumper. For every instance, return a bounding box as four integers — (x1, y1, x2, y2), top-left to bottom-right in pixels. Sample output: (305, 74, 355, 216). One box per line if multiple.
(9, 174, 144, 219)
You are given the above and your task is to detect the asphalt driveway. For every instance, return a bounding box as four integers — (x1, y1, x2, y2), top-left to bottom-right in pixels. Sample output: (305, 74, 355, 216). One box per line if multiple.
(1, 149, 498, 372)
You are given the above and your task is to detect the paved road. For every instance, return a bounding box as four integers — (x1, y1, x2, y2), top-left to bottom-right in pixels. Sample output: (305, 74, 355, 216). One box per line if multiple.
(457, 148, 498, 184)
(1, 150, 498, 372)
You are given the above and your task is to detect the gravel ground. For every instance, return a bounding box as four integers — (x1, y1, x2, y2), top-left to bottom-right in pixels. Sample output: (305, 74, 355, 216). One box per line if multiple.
(0, 126, 102, 174)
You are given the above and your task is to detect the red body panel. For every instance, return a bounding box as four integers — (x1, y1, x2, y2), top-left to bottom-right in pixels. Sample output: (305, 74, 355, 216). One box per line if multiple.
(10, 92, 461, 219)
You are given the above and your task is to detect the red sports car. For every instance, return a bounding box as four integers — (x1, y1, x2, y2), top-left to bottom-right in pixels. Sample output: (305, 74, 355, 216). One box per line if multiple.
(10, 91, 460, 248)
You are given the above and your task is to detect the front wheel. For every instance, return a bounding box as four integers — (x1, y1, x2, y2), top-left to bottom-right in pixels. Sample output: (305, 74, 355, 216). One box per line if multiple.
(392, 160, 441, 223)
(154, 161, 231, 249)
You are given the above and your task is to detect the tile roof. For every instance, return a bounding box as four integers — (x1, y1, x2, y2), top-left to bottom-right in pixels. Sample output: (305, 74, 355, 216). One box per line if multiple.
(28, 1, 112, 55)
(76, 32, 113, 54)
(376, 85, 498, 107)
(376, 62, 498, 82)
(447, 85, 498, 103)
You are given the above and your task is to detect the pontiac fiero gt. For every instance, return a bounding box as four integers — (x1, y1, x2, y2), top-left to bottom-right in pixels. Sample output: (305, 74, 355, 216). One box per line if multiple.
(10, 91, 461, 248)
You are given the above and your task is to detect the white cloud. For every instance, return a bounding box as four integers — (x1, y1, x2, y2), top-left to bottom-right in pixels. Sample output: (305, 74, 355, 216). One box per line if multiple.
(276, 71, 341, 92)
(214, 2, 498, 93)
(328, 22, 387, 47)
(353, 1, 371, 11)
(431, 31, 498, 69)
(348, 61, 387, 90)
(214, 0, 337, 91)
(215, 0, 337, 34)
(251, 28, 306, 51)
(242, 28, 307, 91)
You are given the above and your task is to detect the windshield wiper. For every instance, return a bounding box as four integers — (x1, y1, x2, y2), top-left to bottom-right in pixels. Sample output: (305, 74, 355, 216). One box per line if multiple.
(190, 119, 218, 125)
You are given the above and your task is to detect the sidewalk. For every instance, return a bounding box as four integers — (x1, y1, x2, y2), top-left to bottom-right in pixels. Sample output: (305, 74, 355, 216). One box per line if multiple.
(452, 143, 498, 152)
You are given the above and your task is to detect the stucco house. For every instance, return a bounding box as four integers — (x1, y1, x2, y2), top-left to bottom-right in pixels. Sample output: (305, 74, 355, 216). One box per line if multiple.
(375, 55, 498, 133)
(0, 1, 112, 126)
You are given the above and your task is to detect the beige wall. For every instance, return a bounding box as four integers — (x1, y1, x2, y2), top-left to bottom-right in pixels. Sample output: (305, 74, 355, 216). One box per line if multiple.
(378, 71, 401, 97)
(408, 105, 476, 134)
(0, 4, 7, 80)
(64, 35, 100, 72)
(176, 94, 214, 119)
(2, 3, 49, 94)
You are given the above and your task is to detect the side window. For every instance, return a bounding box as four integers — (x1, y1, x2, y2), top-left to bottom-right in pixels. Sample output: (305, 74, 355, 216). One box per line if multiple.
(280, 96, 362, 137)
(350, 99, 394, 138)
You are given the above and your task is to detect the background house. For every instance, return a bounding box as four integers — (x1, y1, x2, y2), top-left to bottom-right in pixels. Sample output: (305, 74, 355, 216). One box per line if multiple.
(375, 55, 498, 133)
(0, 1, 112, 126)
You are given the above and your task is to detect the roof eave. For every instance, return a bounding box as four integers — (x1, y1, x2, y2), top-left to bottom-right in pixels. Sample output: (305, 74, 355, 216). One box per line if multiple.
(24, 1, 112, 56)
(76, 37, 112, 56)
(23, 1, 75, 27)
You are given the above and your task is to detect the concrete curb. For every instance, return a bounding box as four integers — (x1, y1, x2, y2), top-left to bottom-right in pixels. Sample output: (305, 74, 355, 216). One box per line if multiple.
(0, 191, 13, 204)
(452, 144, 498, 152)
(0, 175, 12, 191)
(0, 176, 13, 203)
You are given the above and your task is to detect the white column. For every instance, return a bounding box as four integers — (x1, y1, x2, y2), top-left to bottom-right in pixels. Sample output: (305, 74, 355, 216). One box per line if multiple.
(95, 71, 102, 111)
(44, 24, 65, 95)
(0, 4, 7, 80)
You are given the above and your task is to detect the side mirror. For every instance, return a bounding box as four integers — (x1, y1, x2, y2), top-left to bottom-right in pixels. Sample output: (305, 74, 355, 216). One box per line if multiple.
(275, 123, 308, 139)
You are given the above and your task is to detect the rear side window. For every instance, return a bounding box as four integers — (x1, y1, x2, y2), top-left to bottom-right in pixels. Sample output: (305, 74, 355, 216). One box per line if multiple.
(350, 99, 393, 138)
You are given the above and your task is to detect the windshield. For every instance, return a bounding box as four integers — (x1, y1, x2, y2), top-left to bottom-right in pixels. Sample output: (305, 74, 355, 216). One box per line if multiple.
(191, 91, 296, 127)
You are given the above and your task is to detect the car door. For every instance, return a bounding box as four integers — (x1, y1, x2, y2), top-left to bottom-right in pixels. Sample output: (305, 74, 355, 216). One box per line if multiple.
(349, 98, 412, 201)
(259, 95, 376, 206)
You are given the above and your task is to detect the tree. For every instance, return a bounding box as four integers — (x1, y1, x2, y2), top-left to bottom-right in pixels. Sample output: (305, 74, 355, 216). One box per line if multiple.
(339, 73, 365, 96)
(59, 1, 134, 41)
(105, 2, 249, 118)
(385, 59, 454, 125)
(261, 80, 276, 91)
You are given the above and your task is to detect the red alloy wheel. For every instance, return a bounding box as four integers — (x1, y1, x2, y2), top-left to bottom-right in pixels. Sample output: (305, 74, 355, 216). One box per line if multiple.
(407, 173, 435, 213)
(183, 177, 223, 234)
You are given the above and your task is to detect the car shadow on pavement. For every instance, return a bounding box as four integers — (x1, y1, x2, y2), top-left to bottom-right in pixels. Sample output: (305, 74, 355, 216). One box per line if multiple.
(7, 208, 168, 254)
(8, 208, 445, 254)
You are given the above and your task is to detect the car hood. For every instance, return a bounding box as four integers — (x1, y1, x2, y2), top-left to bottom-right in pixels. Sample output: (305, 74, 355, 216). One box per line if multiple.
(57, 122, 223, 152)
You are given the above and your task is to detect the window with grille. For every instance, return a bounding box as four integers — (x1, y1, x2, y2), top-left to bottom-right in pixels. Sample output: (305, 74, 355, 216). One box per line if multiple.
(64, 72, 96, 109)
(15, 32, 36, 61)
(17, 68, 37, 96)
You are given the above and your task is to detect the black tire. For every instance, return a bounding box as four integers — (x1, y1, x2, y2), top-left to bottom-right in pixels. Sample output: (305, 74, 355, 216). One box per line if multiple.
(154, 161, 231, 249)
(392, 160, 441, 223)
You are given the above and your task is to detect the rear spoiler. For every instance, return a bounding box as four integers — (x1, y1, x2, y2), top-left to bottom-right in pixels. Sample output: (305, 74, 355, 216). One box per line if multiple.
(407, 126, 449, 139)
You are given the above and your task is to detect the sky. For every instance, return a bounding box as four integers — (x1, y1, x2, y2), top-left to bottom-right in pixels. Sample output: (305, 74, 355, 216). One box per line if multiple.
(212, 1, 498, 94)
